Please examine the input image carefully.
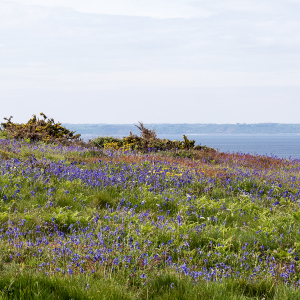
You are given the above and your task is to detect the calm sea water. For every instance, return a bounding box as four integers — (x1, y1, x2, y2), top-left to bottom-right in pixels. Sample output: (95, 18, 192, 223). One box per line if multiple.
(82, 134, 300, 159)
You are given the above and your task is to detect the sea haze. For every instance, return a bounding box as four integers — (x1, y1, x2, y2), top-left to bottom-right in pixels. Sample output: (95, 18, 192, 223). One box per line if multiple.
(81, 133, 300, 159)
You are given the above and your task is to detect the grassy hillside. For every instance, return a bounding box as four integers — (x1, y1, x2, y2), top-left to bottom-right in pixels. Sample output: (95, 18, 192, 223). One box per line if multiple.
(1, 136, 300, 299)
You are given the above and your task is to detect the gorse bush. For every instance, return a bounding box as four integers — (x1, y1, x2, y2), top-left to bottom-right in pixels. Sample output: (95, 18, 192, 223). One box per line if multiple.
(91, 136, 123, 149)
(92, 122, 213, 153)
(127, 122, 197, 151)
(0, 113, 82, 144)
(0, 115, 212, 153)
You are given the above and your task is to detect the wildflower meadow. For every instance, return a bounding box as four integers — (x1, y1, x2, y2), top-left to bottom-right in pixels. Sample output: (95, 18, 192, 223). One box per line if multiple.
(1, 124, 300, 299)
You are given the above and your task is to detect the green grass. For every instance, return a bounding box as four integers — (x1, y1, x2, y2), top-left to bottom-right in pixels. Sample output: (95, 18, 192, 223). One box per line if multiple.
(1, 272, 300, 299)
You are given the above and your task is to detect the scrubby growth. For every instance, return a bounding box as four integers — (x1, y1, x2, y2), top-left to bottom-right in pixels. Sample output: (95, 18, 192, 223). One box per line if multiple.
(91, 136, 124, 149)
(0, 113, 82, 144)
(92, 122, 212, 153)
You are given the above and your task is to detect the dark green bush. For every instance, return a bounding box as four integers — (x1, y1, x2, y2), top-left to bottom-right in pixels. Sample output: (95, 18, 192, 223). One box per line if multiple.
(91, 136, 123, 148)
(0, 113, 82, 144)
(91, 122, 214, 153)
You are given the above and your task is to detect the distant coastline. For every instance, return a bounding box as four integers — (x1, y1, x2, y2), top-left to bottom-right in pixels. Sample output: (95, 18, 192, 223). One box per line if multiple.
(62, 123, 300, 136)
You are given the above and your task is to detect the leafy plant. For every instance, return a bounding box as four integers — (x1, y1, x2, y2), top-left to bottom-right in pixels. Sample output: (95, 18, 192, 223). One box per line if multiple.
(0, 113, 82, 144)
(91, 136, 123, 148)
(92, 122, 211, 153)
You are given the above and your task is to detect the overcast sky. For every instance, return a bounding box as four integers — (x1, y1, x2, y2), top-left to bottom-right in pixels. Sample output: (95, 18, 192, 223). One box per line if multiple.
(1, 0, 300, 124)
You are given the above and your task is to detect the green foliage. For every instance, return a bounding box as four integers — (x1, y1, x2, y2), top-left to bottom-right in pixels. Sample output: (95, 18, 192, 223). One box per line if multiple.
(91, 122, 214, 153)
(0, 274, 131, 300)
(1, 272, 300, 300)
(91, 136, 123, 148)
(0, 131, 8, 140)
(0, 113, 81, 144)
(124, 123, 197, 151)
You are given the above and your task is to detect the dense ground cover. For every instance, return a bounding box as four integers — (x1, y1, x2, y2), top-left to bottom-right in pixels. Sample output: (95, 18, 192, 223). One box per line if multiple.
(1, 138, 300, 299)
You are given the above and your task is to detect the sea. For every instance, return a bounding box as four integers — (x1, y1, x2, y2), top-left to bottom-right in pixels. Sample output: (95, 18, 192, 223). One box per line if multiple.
(81, 134, 300, 160)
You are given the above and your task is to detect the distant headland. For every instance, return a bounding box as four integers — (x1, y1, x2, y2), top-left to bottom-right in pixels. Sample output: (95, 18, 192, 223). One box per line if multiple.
(62, 123, 300, 136)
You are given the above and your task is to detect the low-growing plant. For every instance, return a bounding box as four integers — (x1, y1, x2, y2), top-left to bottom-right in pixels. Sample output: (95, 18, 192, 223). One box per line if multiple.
(0, 130, 8, 140)
(0, 113, 82, 144)
(91, 136, 123, 148)
(91, 122, 214, 153)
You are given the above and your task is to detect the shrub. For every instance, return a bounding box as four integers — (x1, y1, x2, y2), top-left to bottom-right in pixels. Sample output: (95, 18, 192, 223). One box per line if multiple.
(91, 122, 215, 153)
(123, 122, 199, 152)
(91, 136, 123, 149)
(0, 113, 82, 144)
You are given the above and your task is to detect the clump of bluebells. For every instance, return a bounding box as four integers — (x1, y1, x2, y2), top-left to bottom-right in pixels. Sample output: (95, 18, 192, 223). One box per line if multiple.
(2, 137, 300, 298)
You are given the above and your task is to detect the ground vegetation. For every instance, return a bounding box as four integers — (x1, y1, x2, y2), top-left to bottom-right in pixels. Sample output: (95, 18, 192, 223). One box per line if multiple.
(0, 118, 300, 299)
